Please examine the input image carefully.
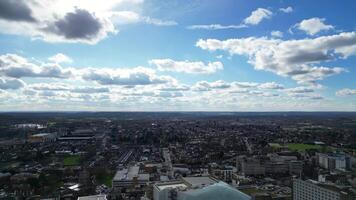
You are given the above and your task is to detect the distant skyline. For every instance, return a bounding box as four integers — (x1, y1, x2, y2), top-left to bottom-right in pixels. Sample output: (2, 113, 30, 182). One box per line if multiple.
(0, 0, 355, 111)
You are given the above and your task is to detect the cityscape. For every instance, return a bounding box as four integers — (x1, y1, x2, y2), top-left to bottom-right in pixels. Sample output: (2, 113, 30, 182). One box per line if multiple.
(1, 0, 356, 200)
(0, 112, 355, 199)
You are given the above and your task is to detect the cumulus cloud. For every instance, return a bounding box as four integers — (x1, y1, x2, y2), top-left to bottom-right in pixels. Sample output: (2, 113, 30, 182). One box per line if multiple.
(0, 78, 26, 90)
(192, 80, 283, 92)
(0, 0, 36, 22)
(159, 84, 190, 91)
(243, 8, 272, 25)
(0, 54, 178, 88)
(279, 7, 293, 13)
(29, 83, 110, 94)
(258, 82, 284, 90)
(0, 0, 175, 44)
(296, 17, 334, 35)
(42, 8, 115, 44)
(187, 24, 246, 30)
(187, 8, 272, 31)
(48, 53, 73, 64)
(271, 30, 283, 38)
(196, 32, 356, 84)
(336, 88, 356, 96)
(149, 59, 223, 74)
(285, 86, 314, 93)
(0, 54, 73, 78)
(192, 80, 231, 91)
(81, 67, 175, 86)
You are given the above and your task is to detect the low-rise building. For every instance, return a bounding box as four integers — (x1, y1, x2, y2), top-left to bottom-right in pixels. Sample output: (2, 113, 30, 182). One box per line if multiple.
(112, 166, 150, 190)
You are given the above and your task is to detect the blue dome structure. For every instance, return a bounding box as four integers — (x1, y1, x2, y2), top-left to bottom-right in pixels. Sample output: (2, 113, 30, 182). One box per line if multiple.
(179, 182, 252, 200)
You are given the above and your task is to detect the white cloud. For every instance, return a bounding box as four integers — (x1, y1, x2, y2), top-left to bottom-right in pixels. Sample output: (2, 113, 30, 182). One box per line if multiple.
(110, 11, 177, 26)
(0, 54, 177, 87)
(142, 16, 177, 26)
(48, 53, 73, 64)
(279, 7, 293, 13)
(336, 88, 356, 96)
(285, 86, 314, 93)
(81, 67, 175, 86)
(0, 0, 175, 44)
(192, 80, 284, 93)
(192, 80, 231, 91)
(0, 78, 26, 90)
(28, 83, 110, 93)
(196, 32, 356, 85)
(243, 8, 272, 25)
(149, 59, 223, 74)
(271, 30, 283, 38)
(296, 17, 334, 35)
(0, 54, 73, 78)
(258, 82, 284, 90)
(187, 24, 246, 30)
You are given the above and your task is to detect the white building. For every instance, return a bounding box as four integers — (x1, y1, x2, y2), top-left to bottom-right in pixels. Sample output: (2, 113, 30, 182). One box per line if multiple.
(317, 153, 351, 171)
(77, 195, 107, 200)
(112, 166, 149, 190)
(293, 179, 352, 200)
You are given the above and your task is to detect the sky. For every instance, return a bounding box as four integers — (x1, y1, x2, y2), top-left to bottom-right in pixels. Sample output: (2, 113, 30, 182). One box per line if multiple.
(0, 0, 355, 111)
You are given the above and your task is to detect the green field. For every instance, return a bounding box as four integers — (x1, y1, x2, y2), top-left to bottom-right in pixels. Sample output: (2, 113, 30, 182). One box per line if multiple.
(63, 155, 81, 166)
(97, 173, 114, 187)
(286, 143, 324, 152)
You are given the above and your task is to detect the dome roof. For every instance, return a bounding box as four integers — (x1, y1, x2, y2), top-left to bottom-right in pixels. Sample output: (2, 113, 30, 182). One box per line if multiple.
(179, 182, 251, 200)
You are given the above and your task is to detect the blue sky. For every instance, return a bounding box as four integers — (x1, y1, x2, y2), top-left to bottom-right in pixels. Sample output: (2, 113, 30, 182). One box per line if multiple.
(0, 0, 355, 111)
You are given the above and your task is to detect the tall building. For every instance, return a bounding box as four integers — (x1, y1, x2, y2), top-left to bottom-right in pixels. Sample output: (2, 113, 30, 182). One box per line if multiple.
(293, 179, 354, 200)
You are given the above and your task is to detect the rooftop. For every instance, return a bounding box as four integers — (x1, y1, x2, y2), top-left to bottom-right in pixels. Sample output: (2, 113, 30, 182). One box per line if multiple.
(113, 166, 149, 181)
(180, 182, 251, 200)
(182, 176, 218, 188)
(77, 195, 107, 200)
(156, 182, 188, 191)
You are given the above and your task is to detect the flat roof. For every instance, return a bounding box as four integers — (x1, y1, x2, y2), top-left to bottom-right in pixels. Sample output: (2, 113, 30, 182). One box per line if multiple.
(77, 195, 107, 200)
(157, 183, 188, 191)
(113, 166, 149, 181)
(182, 176, 218, 188)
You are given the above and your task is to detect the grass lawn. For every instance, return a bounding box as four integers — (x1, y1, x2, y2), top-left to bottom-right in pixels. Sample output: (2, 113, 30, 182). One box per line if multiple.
(270, 143, 332, 152)
(95, 171, 115, 187)
(63, 155, 81, 166)
(286, 143, 324, 152)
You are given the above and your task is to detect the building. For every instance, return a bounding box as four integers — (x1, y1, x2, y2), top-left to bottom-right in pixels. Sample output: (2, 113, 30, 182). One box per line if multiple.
(28, 133, 57, 143)
(112, 166, 150, 190)
(317, 153, 351, 171)
(211, 166, 234, 183)
(240, 158, 265, 176)
(153, 176, 251, 200)
(77, 194, 107, 200)
(265, 162, 289, 174)
(154, 181, 188, 200)
(293, 179, 354, 200)
(289, 161, 303, 176)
